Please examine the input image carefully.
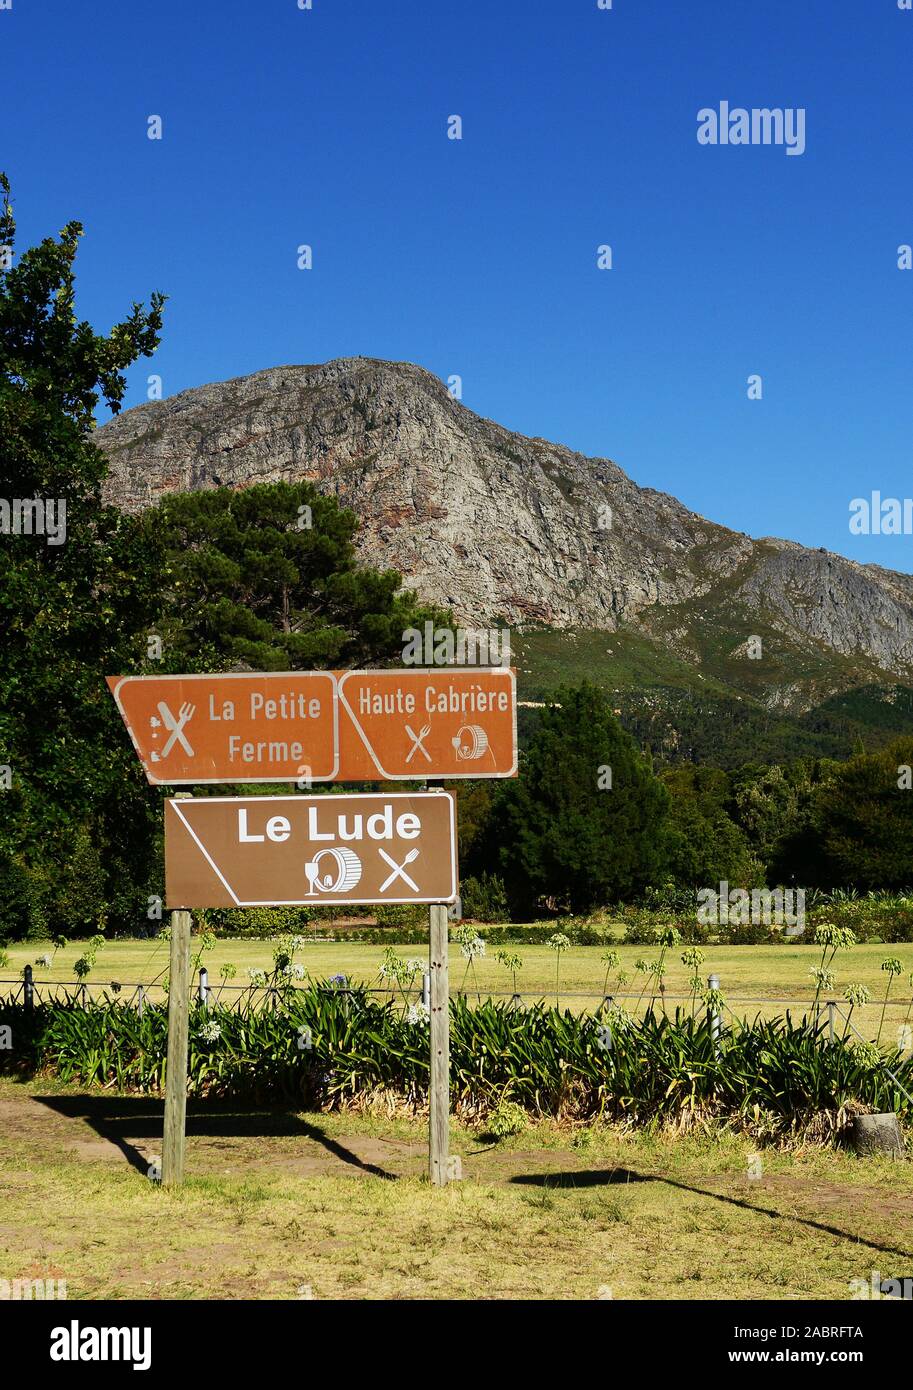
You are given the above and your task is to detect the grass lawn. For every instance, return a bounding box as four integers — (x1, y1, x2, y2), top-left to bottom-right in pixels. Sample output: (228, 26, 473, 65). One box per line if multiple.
(4, 938, 913, 1038)
(2, 1074, 912, 1300)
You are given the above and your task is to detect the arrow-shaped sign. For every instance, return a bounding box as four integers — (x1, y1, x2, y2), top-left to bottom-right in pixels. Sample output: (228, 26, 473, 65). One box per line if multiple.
(108, 669, 517, 783)
(165, 792, 457, 908)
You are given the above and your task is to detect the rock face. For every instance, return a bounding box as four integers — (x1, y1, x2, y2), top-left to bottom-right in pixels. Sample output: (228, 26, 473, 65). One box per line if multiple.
(98, 356, 913, 676)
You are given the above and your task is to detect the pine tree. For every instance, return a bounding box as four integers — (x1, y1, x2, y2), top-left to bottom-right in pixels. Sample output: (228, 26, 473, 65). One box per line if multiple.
(489, 682, 669, 916)
(146, 482, 450, 671)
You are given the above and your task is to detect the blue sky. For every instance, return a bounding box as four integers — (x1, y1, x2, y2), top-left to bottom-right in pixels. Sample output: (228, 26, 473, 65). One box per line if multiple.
(4, 0, 913, 571)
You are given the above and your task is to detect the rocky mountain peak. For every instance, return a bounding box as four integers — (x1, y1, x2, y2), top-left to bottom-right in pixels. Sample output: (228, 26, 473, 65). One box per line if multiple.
(97, 356, 913, 681)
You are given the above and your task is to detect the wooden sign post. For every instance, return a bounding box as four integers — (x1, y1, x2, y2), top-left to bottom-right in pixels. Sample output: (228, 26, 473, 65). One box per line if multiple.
(428, 903, 450, 1186)
(162, 791, 459, 1190)
(162, 908, 191, 1188)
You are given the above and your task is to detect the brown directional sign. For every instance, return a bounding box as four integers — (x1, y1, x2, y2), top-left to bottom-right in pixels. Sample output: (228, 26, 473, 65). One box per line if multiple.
(336, 668, 516, 779)
(107, 669, 516, 784)
(107, 673, 338, 785)
(165, 791, 458, 907)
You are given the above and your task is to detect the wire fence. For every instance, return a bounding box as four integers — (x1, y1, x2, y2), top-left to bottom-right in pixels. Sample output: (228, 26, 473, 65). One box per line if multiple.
(3, 969, 913, 1039)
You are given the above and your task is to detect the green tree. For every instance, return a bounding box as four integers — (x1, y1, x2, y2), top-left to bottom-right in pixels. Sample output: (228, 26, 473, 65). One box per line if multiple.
(661, 763, 732, 813)
(488, 683, 669, 916)
(663, 806, 757, 889)
(765, 757, 841, 888)
(805, 738, 913, 890)
(452, 779, 496, 871)
(0, 174, 165, 939)
(145, 482, 450, 671)
(728, 763, 801, 864)
(659, 764, 758, 889)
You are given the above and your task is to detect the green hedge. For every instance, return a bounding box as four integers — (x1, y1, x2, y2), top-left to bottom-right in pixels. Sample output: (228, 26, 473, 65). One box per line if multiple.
(25, 893, 913, 945)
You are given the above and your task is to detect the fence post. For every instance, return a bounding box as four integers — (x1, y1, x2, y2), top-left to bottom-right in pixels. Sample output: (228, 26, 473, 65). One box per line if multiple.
(827, 1000, 836, 1042)
(421, 971, 430, 1010)
(708, 973, 721, 1053)
(137, 985, 145, 1021)
(198, 968, 209, 1010)
(23, 964, 33, 1011)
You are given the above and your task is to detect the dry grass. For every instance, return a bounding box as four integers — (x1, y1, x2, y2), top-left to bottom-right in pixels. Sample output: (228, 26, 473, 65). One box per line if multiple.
(2, 1075, 912, 1300)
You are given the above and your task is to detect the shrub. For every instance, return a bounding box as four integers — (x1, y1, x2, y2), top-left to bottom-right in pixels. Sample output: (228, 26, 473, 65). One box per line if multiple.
(372, 903, 426, 929)
(201, 906, 316, 938)
(486, 1099, 528, 1139)
(804, 897, 913, 945)
(624, 918, 709, 946)
(717, 922, 782, 946)
(3, 991, 911, 1135)
(460, 873, 510, 923)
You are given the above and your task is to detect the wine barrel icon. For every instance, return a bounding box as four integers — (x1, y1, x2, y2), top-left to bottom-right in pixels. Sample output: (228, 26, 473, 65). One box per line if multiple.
(304, 846, 362, 895)
(451, 724, 489, 761)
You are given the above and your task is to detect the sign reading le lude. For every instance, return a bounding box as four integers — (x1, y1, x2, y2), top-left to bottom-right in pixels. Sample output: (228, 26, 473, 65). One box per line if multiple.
(107, 668, 517, 783)
(165, 792, 458, 908)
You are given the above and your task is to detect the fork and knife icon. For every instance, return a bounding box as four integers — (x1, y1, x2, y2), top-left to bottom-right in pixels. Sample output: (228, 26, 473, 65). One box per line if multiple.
(404, 723, 432, 763)
(378, 847, 420, 892)
(149, 701, 196, 760)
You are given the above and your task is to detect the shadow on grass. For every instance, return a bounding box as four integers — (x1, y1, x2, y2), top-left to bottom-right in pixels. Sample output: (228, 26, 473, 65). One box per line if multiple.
(513, 1168, 650, 1187)
(512, 1168, 913, 1260)
(32, 1094, 396, 1180)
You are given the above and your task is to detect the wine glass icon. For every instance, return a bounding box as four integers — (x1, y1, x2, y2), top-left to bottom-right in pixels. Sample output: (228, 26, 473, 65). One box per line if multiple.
(304, 860, 321, 896)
